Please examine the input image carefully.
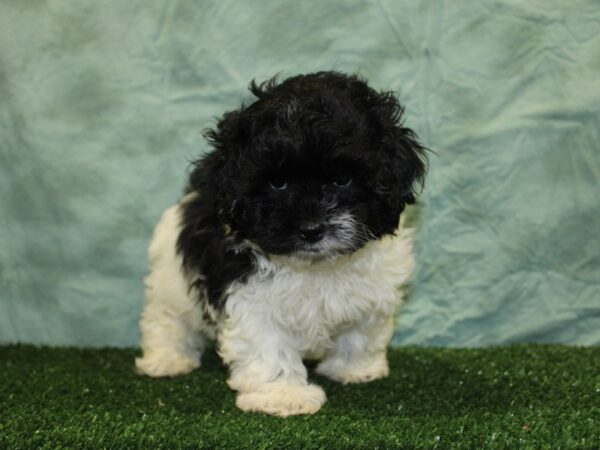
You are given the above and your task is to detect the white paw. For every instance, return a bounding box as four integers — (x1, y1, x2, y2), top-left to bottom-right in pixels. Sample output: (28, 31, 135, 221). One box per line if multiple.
(135, 352, 200, 377)
(316, 356, 389, 384)
(235, 383, 326, 417)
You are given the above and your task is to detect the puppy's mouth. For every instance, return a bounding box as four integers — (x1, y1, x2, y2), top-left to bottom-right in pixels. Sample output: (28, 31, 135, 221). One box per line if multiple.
(252, 213, 372, 260)
(294, 242, 336, 258)
(292, 240, 364, 262)
(290, 213, 368, 259)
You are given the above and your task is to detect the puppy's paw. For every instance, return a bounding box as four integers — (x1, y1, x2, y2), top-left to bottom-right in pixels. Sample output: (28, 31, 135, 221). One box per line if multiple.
(316, 355, 389, 384)
(135, 351, 200, 377)
(236, 383, 326, 417)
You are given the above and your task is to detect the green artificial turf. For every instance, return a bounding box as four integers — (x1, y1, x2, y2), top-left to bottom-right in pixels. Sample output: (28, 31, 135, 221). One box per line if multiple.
(1, 345, 599, 449)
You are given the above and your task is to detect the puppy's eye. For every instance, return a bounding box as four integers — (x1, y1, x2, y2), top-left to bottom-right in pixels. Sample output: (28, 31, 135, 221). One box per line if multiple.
(376, 182, 392, 193)
(269, 180, 288, 191)
(332, 177, 352, 188)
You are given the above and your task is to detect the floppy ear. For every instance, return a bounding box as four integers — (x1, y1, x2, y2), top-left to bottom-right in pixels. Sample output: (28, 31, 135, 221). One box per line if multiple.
(188, 110, 248, 223)
(368, 92, 428, 209)
(387, 123, 428, 207)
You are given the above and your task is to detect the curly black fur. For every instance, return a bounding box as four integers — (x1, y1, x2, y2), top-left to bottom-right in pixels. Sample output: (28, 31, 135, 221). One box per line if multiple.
(177, 71, 428, 308)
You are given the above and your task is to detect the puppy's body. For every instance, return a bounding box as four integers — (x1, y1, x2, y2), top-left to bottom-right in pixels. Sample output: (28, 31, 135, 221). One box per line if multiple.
(136, 72, 427, 416)
(138, 196, 414, 415)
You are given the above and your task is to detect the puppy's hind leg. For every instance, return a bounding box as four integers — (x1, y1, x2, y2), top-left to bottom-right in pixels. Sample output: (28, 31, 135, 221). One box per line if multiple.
(135, 289, 205, 378)
(135, 205, 207, 378)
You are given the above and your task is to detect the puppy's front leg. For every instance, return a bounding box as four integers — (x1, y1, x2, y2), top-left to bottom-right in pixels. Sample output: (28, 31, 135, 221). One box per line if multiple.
(219, 315, 326, 417)
(316, 315, 394, 384)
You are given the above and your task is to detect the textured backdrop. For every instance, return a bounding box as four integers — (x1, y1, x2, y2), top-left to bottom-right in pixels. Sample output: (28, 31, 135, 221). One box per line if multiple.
(1, 0, 599, 347)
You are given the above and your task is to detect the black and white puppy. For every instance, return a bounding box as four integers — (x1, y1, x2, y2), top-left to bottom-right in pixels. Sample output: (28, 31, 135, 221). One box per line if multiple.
(136, 71, 427, 416)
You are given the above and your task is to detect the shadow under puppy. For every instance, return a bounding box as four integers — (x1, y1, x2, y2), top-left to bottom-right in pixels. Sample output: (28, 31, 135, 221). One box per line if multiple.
(136, 71, 427, 416)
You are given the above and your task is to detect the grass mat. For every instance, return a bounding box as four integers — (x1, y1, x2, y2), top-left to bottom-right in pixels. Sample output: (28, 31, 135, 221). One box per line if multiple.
(1, 345, 599, 449)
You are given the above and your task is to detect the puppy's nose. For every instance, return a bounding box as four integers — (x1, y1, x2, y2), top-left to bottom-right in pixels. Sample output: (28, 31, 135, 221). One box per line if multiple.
(299, 222, 325, 243)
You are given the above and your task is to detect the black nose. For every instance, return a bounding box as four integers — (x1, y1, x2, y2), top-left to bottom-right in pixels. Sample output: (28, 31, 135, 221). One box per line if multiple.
(299, 222, 325, 243)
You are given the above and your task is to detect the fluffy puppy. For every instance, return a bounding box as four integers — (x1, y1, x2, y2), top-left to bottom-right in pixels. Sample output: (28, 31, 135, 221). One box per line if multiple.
(136, 71, 427, 417)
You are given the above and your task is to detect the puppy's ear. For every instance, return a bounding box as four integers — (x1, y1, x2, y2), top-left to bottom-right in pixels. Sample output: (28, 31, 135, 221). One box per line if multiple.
(369, 92, 428, 209)
(189, 110, 248, 222)
(388, 123, 428, 206)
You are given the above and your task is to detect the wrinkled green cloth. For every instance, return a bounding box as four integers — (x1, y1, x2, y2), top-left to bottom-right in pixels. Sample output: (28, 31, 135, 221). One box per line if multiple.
(1, 1, 599, 347)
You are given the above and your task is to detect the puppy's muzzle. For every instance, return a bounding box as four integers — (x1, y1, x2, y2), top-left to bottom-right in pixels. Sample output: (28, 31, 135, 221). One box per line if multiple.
(299, 221, 326, 243)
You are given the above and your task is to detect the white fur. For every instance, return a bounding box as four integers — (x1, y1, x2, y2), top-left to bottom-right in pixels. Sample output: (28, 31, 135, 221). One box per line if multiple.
(136, 199, 415, 416)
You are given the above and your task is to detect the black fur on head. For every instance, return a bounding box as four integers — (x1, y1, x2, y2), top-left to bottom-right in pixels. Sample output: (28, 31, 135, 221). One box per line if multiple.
(178, 71, 427, 306)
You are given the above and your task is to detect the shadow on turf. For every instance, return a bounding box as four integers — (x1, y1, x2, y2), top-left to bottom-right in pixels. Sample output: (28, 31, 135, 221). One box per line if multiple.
(0, 345, 539, 420)
(310, 351, 522, 418)
(128, 349, 529, 418)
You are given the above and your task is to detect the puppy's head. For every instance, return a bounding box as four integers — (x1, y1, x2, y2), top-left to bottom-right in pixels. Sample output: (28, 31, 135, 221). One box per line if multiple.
(192, 71, 427, 259)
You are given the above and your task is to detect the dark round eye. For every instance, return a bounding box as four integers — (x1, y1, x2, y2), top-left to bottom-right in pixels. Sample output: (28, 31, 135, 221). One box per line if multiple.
(269, 180, 288, 191)
(333, 177, 352, 188)
(376, 182, 392, 193)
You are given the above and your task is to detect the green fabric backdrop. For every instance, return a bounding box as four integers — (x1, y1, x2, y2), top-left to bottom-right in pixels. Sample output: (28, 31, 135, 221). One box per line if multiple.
(1, 0, 599, 347)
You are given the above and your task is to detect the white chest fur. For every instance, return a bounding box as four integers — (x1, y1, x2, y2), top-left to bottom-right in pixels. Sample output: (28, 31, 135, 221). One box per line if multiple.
(222, 230, 415, 357)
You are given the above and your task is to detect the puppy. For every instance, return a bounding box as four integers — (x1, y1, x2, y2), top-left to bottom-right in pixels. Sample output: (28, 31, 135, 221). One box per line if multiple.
(136, 71, 427, 417)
